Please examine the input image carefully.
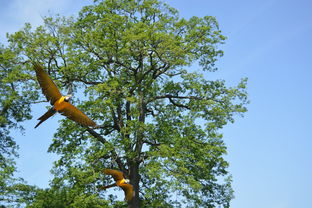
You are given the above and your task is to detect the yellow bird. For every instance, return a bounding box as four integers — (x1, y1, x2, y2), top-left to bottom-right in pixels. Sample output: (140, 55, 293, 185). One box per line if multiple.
(99, 169, 134, 202)
(33, 63, 97, 128)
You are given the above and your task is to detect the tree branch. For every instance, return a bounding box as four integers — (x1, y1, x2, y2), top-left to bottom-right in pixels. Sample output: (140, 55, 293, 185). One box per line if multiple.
(69, 77, 102, 85)
(154, 94, 203, 100)
(95, 124, 116, 135)
(145, 106, 157, 117)
(147, 94, 203, 109)
(168, 97, 190, 109)
(117, 103, 124, 129)
(110, 106, 121, 131)
(86, 127, 125, 172)
(143, 140, 161, 146)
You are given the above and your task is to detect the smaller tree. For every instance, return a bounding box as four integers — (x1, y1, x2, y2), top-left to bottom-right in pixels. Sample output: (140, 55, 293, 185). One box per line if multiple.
(0, 44, 38, 207)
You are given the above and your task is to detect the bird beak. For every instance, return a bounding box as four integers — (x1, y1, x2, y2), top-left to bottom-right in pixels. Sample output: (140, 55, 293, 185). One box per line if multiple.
(65, 94, 72, 101)
(125, 179, 130, 184)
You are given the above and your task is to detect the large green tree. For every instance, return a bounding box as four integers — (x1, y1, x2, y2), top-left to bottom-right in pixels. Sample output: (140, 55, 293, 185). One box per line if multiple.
(4, 0, 248, 207)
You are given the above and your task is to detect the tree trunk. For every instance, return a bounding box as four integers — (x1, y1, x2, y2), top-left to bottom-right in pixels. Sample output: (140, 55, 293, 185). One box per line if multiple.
(128, 161, 140, 208)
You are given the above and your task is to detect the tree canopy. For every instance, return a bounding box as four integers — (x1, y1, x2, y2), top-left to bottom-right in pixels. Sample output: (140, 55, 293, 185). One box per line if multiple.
(0, 44, 39, 207)
(1, 0, 248, 207)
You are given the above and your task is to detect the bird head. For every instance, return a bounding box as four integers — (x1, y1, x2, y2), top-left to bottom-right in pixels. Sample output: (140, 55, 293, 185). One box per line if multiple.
(64, 94, 72, 102)
(124, 179, 130, 184)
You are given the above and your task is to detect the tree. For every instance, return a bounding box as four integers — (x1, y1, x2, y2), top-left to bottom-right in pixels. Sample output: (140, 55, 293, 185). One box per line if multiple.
(5, 0, 248, 207)
(0, 45, 38, 207)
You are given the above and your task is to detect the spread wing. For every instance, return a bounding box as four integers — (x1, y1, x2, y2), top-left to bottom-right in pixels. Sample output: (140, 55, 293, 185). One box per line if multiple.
(58, 103, 97, 127)
(33, 63, 62, 105)
(119, 183, 134, 201)
(104, 169, 125, 181)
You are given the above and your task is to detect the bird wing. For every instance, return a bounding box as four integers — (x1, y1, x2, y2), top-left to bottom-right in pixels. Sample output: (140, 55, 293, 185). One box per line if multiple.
(58, 103, 97, 127)
(119, 183, 134, 201)
(33, 63, 62, 105)
(103, 169, 125, 181)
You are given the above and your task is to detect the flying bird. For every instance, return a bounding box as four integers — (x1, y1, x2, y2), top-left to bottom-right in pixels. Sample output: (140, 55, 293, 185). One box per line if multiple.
(99, 169, 134, 202)
(33, 63, 97, 128)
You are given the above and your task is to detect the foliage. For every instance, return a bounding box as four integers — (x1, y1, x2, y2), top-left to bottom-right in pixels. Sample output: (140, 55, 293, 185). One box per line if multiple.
(0, 44, 39, 207)
(2, 0, 248, 207)
(25, 186, 111, 208)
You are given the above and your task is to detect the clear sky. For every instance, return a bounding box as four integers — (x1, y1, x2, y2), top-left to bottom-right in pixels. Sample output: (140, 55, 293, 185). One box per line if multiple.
(1, 0, 312, 207)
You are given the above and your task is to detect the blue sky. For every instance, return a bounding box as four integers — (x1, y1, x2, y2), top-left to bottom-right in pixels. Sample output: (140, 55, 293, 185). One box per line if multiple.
(1, 0, 312, 207)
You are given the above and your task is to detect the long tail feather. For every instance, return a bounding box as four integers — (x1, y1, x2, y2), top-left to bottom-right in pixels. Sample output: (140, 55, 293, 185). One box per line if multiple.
(34, 108, 56, 128)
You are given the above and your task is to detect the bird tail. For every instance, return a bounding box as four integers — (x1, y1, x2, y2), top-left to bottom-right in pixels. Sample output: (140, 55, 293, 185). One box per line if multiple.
(34, 108, 56, 128)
